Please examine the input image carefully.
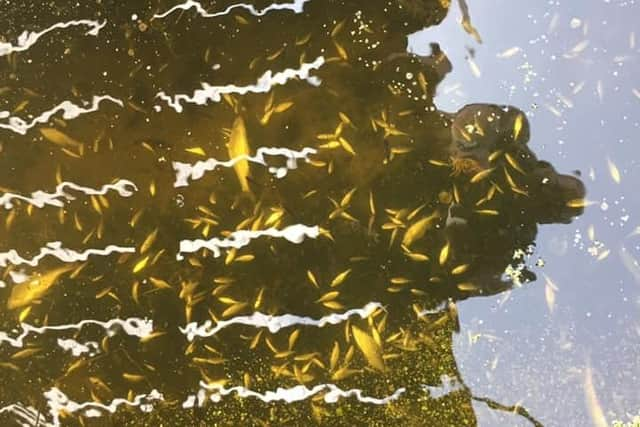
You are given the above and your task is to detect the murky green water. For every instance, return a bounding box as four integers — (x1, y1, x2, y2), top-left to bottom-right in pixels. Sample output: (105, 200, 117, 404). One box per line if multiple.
(0, 1, 637, 426)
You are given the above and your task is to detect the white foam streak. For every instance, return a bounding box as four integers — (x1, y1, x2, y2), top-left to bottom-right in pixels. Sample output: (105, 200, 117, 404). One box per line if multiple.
(157, 57, 325, 113)
(56, 338, 99, 356)
(0, 318, 153, 348)
(0, 403, 44, 426)
(0, 241, 135, 268)
(180, 302, 382, 340)
(189, 382, 405, 406)
(0, 95, 123, 135)
(418, 301, 447, 317)
(0, 19, 106, 57)
(0, 179, 137, 209)
(177, 224, 318, 260)
(173, 146, 317, 187)
(153, 0, 311, 20)
(421, 375, 465, 399)
(44, 388, 163, 426)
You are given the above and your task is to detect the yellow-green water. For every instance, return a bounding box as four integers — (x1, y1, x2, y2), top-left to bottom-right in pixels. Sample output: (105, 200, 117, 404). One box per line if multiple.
(1, 1, 637, 426)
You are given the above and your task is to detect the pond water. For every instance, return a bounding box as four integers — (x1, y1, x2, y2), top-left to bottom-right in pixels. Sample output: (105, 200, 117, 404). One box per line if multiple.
(0, 1, 637, 426)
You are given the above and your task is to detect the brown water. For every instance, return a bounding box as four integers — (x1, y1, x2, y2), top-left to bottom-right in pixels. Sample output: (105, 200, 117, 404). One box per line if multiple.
(0, 1, 637, 426)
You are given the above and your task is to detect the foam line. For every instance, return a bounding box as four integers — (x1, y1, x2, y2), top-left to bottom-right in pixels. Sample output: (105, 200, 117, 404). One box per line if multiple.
(0, 179, 137, 209)
(153, 0, 311, 20)
(56, 338, 99, 356)
(0, 241, 135, 268)
(421, 375, 465, 399)
(0, 95, 123, 135)
(44, 388, 163, 426)
(156, 57, 325, 113)
(173, 146, 317, 187)
(0, 19, 106, 57)
(187, 382, 405, 406)
(0, 403, 44, 426)
(0, 318, 153, 348)
(180, 302, 382, 340)
(177, 224, 319, 260)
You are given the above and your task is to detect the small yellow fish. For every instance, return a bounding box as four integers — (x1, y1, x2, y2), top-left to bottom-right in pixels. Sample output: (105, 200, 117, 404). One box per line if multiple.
(132, 256, 149, 273)
(330, 269, 351, 287)
(333, 41, 348, 60)
(543, 274, 558, 313)
(451, 264, 470, 275)
(315, 291, 339, 303)
(566, 198, 594, 208)
(439, 242, 450, 266)
(513, 113, 524, 140)
(122, 373, 146, 383)
(322, 300, 345, 310)
(402, 213, 438, 248)
(228, 116, 251, 193)
(330, 342, 340, 371)
(274, 101, 294, 113)
(331, 20, 345, 37)
(185, 147, 206, 156)
(7, 264, 76, 309)
(607, 158, 621, 184)
(40, 128, 83, 149)
(307, 270, 320, 288)
(584, 364, 608, 427)
(221, 302, 248, 318)
(470, 168, 495, 184)
(351, 325, 385, 372)
(140, 228, 158, 254)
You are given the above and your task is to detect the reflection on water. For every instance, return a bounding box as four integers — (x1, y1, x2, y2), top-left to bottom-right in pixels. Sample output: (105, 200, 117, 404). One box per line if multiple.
(0, 1, 592, 425)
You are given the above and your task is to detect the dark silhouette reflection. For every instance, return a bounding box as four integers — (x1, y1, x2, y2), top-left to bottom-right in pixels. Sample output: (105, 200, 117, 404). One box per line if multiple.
(0, 1, 584, 426)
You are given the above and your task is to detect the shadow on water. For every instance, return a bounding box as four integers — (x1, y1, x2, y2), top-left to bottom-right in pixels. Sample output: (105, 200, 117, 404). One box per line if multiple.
(0, 1, 585, 425)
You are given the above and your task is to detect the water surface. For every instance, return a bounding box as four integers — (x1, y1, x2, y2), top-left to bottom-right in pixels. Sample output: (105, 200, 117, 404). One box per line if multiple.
(0, 1, 637, 426)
